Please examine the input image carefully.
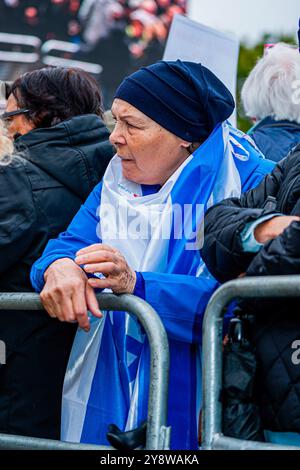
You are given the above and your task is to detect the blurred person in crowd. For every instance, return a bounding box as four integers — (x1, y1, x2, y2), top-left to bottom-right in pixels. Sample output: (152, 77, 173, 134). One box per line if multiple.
(78, 0, 123, 46)
(242, 43, 300, 163)
(76, 0, 187, 107)
(124, 0, 186, 59)
(0, 66, 114, 439)
(202, 140, 300, 446)
(75, 0, 131, 107)
(31, 60, 274, 449)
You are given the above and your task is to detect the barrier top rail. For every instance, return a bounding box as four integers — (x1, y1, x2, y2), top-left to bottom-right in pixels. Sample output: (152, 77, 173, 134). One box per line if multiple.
(0, 32, 41, 48)
(41, 40, 80, 55)
(41, 39, 103, 75)
(0, 292, 170, 451)
(42, 56, 103, 75)
(202, 275, 300, 451)
(0, 33, 41, 63)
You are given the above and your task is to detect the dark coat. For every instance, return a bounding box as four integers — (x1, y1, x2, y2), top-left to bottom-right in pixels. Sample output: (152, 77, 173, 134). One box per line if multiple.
(0, 114, 114, 439)
(202, 143, 300, 434)
(249, 116, 300, 163)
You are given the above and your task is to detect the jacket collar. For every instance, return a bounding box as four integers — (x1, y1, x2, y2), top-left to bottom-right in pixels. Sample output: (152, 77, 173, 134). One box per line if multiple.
(251, 116, 300, 132)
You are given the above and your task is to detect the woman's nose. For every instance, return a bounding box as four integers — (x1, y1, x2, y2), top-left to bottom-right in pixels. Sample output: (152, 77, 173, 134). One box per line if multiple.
(109, 125, 126, 146)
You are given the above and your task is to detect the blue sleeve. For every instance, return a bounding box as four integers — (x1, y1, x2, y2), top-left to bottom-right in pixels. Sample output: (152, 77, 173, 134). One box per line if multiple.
(141, 269, 219, 344)
(133, 271, 145, 299)
(30, 183, 102, 292)
(241, 214, 281, 253)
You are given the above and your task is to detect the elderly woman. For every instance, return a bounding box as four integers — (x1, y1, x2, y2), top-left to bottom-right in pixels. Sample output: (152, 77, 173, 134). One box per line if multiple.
(0, 67, 113, 440)
(31, 60, 274, 449)
(242, 43, 300, 163)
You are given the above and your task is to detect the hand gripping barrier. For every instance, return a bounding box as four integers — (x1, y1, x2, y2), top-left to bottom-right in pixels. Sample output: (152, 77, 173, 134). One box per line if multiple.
(0, 292, 171, 450)
(202, 276, 300, 450)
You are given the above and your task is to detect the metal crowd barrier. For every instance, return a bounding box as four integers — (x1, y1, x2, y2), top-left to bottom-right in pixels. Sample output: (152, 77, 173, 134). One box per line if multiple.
(41, 40, 103, 75)
(0, 33, 41, 63)
(0, 33, 103, 82)
(202, 276, 300, 450)
(0, 292, 170, 450)
(0, 33, 41, 82)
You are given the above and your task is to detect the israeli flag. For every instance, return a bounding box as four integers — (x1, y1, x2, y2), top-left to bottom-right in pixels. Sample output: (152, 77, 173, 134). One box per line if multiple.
(61, 122, 258, 447)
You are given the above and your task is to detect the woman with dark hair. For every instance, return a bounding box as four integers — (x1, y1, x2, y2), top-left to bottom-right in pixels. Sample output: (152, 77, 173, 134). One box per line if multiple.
(0, 67, 114, 439)
(5, 66, 105, 138)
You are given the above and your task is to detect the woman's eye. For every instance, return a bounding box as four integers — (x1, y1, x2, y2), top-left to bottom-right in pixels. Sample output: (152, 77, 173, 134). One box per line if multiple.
(126, 122, 138, 129)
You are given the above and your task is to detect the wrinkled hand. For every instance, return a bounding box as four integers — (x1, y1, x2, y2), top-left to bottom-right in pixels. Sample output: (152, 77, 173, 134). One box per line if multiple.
(40, 258, 102, 332)
(75, 244, 136, 294)
(254, 215, 300, 244)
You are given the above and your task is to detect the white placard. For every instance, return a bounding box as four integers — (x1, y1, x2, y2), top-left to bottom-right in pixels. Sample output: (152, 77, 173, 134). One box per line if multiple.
(163, 14, 240, 125)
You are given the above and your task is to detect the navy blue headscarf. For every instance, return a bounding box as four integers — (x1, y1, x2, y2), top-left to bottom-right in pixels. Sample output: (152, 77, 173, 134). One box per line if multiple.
(114, 60, 235, 143)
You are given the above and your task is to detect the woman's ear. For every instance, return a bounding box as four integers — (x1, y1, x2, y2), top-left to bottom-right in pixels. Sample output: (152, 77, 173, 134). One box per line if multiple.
(180, 140, 191, 150)
(179, 140, 193, 155)
(181, 141, 202, 155)
(179, 138, 203, 155)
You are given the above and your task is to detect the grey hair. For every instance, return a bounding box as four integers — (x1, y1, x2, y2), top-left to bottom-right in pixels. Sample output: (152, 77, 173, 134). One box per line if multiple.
(0, 120, 14, 165)
(241, 43, 300, 124)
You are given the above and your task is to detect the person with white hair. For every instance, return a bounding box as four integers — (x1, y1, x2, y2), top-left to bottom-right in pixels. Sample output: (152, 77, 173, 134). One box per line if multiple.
(242, 43, 300, 162)
(0, 119, 13, 165)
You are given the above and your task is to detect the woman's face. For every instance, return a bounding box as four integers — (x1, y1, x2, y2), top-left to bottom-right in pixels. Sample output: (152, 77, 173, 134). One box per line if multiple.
(5, 94, 34, 140)
(110, 98, 190, 186)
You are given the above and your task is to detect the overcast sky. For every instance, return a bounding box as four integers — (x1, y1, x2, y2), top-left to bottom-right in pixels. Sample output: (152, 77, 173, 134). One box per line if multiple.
(188, 0, 299, 44)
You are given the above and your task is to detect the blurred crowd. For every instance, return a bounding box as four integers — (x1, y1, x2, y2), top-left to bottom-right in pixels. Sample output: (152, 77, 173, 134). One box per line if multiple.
(0, 0, 187, 107)
(0, 0, 82, 41)
(0, 0, 187, 57)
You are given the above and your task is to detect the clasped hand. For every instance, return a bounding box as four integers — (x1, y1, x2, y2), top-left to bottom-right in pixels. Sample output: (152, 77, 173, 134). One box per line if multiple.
(40, 244, 136, 332)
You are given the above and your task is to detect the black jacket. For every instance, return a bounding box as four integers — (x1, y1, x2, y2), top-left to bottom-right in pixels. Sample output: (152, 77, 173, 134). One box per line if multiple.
(202, 143, 300, 434)
(0, 114, 114, 439)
